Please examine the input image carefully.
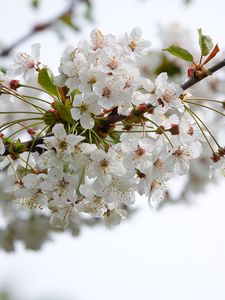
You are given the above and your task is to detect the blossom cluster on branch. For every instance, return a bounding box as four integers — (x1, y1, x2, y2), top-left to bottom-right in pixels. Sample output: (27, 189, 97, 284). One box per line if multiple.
(0, 28, 224, 229)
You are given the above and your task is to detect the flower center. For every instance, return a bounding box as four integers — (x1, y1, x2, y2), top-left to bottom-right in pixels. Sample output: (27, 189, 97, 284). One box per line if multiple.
(100, 159, 109, 169)
(80, 102, 88, 112)
(129, 40, 137, 51)
(87, 75, 97, 85)
(135, 147, 145, 157)
(102, 87, 111, 98)
(154, 158, 164, 170)
(19, 53, 35, 69)
(162, 90, 174, 102)
(59, 141, 68, 151)
(107, 56, 119, 70)
(188, 126, 194, 135)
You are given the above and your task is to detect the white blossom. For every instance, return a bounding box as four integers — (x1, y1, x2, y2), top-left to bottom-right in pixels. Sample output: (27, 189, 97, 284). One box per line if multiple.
(0, 27, 223, 230)
(210, 157, 225, 178)
(122, 27, 151, 56)
(8, 44, 40, 78)
(154, 72, 184, 112)
(0, 137, 5, 156)
(71, 93, 101, 129)
(168, 142, 202, 175)
(89, 148, 126, 186)
(104, 208, 127, 227)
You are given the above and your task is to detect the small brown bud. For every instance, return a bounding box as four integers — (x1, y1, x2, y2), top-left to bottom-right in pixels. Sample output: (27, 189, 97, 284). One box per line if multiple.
(10, 80, 20, 90)
(218, 147, 225, 157)
(27, 128, 36, 135)
(169, 124, 179, 135)
(138, 103, 147, 113)
(211, 152, 220, 162)
(156, 126, 165, 134)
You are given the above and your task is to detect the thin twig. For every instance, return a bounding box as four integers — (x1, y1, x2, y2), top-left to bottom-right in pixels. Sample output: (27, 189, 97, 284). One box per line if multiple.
(0, 0, 76, 57)
(102, 58, 225, 126)
(180, 59, 225, 90)
(2, 58, 225, 156)
(3, 133, 51, 156)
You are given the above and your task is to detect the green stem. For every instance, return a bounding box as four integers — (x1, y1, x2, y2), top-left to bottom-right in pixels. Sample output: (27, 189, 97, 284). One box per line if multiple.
(0, 118, 44, 132)
(0, 111, 43, 115)
(21, 94, 52, 105)
(20, 84, 56, 98)
(25, 123, 51, 174)
(6, 121, 45, 139)
(186, 97, 224, 104)
(1, 86, 47, 113)
(185, 106, 219, 150)
(145, 118, 174, 147)
(184, 101, 225, 118)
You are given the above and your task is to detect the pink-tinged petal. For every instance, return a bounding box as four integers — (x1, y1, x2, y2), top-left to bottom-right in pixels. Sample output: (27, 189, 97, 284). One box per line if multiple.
(71, 107, 81, 121)
(52, 123, 66, 140)
(80, 114, 95, 129)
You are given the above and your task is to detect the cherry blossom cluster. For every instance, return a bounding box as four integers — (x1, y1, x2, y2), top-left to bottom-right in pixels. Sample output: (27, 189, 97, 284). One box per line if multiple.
(0, 28, 224, 229)
(137, 23, 225, 200)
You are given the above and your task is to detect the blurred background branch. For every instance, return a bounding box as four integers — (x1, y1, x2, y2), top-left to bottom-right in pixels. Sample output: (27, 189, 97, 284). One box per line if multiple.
(0, 0, 93, 57)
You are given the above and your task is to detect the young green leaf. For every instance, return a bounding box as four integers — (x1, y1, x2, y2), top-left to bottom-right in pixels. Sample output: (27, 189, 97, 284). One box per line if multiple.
(31, 0, 39, 9)
(198, 28, 213, 56)
(38, 67, 59, 97)
(59, 14, 80, 32)
(54, 101, 74, 124)
(162, 46, 193, 62)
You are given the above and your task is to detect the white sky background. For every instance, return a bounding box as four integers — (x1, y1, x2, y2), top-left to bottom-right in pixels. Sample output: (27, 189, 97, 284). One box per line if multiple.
(0, 0, 225, 299)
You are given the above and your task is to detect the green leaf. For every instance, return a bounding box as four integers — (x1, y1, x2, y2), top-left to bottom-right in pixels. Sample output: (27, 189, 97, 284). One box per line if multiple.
(54, 101, 74, 124)
(38, 67, 59, 96)
(198, 28, 213, 56)
(31, 0, 39, 9)
(155, 54, 182, 77)
(83, 0, 93, 20)
(162, 46, 193, 62)
(59, 14, 80, 32)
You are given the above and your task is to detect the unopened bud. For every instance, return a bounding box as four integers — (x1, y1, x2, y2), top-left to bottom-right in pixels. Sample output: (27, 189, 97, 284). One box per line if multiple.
(138, 103, 147, 113)
(169, 124, 179, 135)
(211, 152, 220, 163)
(10, 80, 20, 90)
(218, 147, 225, 157)
(156, 126, 165, 134)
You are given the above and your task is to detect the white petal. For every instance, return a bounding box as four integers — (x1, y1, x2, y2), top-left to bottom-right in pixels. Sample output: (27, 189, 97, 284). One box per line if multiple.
(80, 114, 94, 129)
(31, 43, 41, 61)
(71, 107, 81, 121)
(174, 158, 190, 175)
(131, 27, 142, 40)
(0, 138, 5, 155)
(52, 123, 66, 140)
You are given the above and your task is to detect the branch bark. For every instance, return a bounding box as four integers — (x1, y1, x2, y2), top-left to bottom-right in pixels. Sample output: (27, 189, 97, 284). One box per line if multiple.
(2, 58, 225, 156)
(3, 135, 47, 156)
(180, 58, 225, 90)
(0, 1, 77, 57)
(104, 58, 225, 126)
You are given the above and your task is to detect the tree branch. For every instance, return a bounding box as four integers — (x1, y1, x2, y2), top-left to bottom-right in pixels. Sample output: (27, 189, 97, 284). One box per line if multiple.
(0, 0, 77, 57)
(180, 58, 225, 90)
(3, 135, 47, 156)
(2, 58, 225, 156)
(103, 58, 225, 126)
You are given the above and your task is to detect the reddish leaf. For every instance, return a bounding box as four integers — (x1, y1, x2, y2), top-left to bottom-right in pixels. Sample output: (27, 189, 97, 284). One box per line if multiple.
(202, 44, 220, 66)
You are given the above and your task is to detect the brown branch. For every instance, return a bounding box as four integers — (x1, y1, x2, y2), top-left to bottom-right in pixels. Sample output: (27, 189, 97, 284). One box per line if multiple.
(2, 58, 225, 157)
(0, 0, 77, 57)
(180, 58, 225, 90)
(3, 135, 48, 156)
(104, 58, 225, 126)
